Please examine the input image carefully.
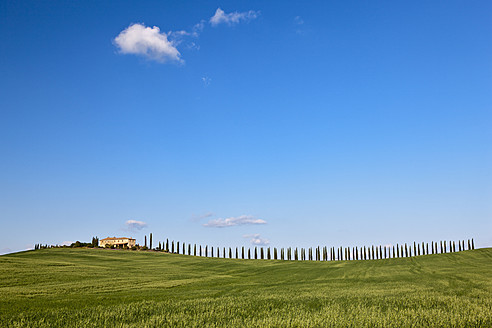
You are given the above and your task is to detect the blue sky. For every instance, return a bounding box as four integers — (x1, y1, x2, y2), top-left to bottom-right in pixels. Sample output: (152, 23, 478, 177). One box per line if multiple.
(1, 0, 491, 254)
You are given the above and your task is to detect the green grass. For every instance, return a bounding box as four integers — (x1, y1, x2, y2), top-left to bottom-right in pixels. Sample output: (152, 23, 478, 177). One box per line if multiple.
(1, 248, 491, 327)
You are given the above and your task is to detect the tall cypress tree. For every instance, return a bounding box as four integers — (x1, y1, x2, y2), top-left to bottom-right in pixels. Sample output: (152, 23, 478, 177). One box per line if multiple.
(199, 245, 202, 257)
(468, 239, 471, 251)
(248, 248, 251, 259)
(229, 247, 232, 259)
(223, 247, 226, 258)
(177, 242, 180, 254)
(150, 233, 153, 250)
(242, 246, 245, 259)
(255, 247, 258, 259)
(471, 238, 475, 250)
(144, 235, 147, 248)
(188, 244, 191, 255)
(274, 248, 277, 260)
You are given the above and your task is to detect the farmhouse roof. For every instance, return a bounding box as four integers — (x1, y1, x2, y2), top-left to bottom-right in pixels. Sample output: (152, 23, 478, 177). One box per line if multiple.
(100, 237, 135, 241)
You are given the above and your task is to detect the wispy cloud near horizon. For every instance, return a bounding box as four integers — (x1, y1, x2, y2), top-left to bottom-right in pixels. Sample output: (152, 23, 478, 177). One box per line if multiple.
(203, 215, 266, 228)
(125, 220, 148, 231)
(243, 234, 270, 246)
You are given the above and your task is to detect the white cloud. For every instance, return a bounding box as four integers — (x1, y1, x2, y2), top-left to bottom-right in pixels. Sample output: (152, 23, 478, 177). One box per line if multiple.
(243, 234, 270, 246)
(210, 8, 259, 26)
(192, 20, 205, 37)
(125, 219, 148, 231)
(114, 23, 182, 63)
(294, 16, 304, 25)
(201, 76, 211, 86)
(203, 215, 266, 228)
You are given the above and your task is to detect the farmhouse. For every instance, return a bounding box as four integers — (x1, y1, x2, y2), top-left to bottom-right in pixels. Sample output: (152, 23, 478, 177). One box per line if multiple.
(99, 237, 136, 248)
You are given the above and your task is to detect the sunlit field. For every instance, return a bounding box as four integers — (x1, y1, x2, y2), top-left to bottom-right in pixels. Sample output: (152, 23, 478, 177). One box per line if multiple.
(1, 248, 491, 327)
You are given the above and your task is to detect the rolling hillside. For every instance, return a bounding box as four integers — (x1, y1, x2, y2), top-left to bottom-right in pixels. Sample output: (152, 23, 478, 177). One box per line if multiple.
(1, 248, 491, 327)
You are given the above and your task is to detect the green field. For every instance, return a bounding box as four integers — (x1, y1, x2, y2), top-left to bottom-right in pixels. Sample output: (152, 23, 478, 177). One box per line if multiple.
(1, 248, 491, 327)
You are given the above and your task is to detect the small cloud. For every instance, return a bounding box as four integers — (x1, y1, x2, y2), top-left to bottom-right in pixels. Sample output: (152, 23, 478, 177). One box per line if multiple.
(125, 219, 148, 231)
(192, 20, 205, 37)
(114, 23, 182, 63)
(210, 8, 259, 26)
(191, 212, 214, 221)
(203, 215, 266, 228)
(294, 16, 304, 25)
(243, 234, 270, 246)
(201, 76, 211, 86)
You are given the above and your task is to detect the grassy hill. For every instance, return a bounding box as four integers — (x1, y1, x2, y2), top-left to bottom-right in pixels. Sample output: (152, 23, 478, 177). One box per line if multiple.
(1, 248, 491, 327)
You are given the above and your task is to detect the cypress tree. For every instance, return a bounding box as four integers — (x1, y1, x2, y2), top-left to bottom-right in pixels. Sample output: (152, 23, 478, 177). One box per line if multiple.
(274, 248, 277, 260)
(223, 247, 226, 258)
(295, 248, 298, 261)
(183, 243, 185, 254)
(384, 246, 387, 259)
(468, 239, 471, 251)
(193, 244, 196, 256)
(236, 247, 238, 259)
(150, 233, 153, 250)
(472, 238, 475, 250)
(260, 247, 264, 260)
(458, 241, 461, 252)
(255, 247, 258, 259)
(267, 248, 271, 260)
(159, 242, 162, 250)
(248, 248, 251, 259)
(229, 247, 232, 259)
(177, 242, 180, 254)
(242, 246, 245, 259)
(199, 245, 202, 257)
(413, 242, 417, 257)
(166, 239, 169, 252)
(145, 235, 147, 248)
(188, 244, 191, 255)
(171, 241, 174, 253)
(425, 242, 428, 255)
